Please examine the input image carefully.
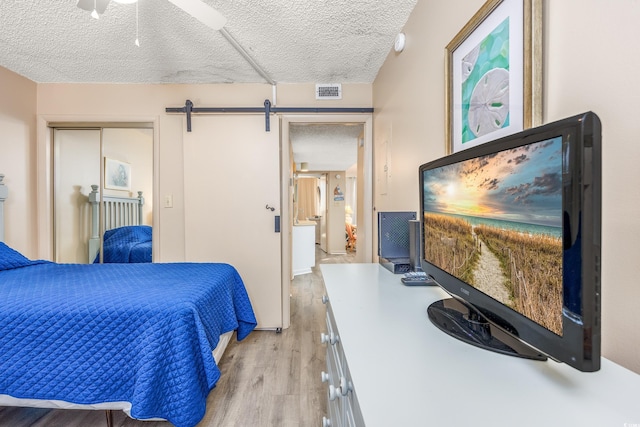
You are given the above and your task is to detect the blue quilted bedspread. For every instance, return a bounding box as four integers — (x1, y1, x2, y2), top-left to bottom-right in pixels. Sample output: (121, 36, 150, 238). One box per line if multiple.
(95, 225, 153, 263)
(0, 258, 257, 427)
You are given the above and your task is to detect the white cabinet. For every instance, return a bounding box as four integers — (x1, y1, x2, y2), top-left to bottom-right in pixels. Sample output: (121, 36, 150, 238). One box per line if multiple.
(320, 263, 640, 427)
(293, 222, 316, 276)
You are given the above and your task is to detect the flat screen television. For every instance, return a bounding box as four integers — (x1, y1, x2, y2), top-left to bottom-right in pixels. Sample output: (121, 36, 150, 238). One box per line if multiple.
(419, 112, 601, 372)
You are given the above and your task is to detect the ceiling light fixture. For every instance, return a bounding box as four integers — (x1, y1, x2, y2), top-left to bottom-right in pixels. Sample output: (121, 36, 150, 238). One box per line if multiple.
(300, 162, 309, 171)
(134, 0, 140, 46)
(91, 0, 100, 19)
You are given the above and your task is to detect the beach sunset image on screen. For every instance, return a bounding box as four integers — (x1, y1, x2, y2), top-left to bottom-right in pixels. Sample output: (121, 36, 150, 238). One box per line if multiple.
(422, 137, 563, 335)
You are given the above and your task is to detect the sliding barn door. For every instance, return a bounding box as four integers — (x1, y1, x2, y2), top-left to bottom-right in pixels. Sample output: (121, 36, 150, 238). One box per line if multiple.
(183, 115, 282, 329)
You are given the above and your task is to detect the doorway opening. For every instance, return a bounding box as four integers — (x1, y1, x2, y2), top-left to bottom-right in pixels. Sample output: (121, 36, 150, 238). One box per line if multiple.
(290, 122, 361, 259)
(280, 113, 373, 328)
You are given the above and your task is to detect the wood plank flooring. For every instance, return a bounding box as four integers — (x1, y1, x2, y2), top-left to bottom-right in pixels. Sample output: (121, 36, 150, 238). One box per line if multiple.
(0, 247, 355, 427)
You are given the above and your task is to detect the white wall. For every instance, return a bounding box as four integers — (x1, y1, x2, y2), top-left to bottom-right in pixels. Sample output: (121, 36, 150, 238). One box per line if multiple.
(0, 66, 37, 255)
(543, 0, 640, 375)
(373, 0, 640, 373)
(327, 171, 347, 254)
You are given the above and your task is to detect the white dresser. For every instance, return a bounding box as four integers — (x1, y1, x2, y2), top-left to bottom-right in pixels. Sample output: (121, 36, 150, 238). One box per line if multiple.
(321, 296, 364, 426)
(320, 263, 640, 427)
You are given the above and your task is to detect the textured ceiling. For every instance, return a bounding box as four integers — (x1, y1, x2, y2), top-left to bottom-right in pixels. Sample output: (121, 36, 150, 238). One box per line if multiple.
(0, 0, 417, 84)
(0, 0, 414, 171)
(290, 123, 363, 173)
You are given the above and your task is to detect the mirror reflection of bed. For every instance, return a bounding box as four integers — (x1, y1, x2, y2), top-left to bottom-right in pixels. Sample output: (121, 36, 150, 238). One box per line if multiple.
(53, 127, 153, 263)
(88, 185, 152, 263)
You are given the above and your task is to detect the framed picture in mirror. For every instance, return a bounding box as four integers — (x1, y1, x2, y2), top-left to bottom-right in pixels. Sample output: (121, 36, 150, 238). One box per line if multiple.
(104, 157, 131, 191)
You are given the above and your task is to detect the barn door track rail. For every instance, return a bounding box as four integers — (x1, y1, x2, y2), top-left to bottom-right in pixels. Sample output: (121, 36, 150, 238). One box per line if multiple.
(166, 99, 374, 132)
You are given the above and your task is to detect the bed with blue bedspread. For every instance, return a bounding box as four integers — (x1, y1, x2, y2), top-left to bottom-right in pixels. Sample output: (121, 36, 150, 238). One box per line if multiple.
(0, 242, 257, 427)
(94, 225, 152, 263)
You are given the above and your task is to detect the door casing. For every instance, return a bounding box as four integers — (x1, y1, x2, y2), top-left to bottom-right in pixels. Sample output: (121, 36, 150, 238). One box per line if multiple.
(280, 114, 373, 329)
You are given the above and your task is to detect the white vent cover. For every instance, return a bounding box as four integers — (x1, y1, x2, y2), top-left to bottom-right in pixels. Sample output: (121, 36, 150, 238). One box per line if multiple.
(316, 83, 342, 100)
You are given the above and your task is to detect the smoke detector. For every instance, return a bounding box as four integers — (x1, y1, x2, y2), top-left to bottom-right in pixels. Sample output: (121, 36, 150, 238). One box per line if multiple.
(394, 33, 406, 52)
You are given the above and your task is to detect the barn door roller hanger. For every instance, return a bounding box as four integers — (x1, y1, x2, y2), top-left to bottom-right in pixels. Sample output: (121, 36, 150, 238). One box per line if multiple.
(166, 99, 374, 132)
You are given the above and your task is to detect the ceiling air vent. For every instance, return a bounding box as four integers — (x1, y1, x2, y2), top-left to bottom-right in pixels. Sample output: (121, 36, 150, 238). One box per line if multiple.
(316, 83, 342, 100)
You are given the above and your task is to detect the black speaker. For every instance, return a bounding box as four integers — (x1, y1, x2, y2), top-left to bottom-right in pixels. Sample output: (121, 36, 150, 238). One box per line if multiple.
(408, 219, 422, 272)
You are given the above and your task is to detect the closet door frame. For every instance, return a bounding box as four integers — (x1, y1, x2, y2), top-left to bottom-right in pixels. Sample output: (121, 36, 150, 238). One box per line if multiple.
(36, 116, 159, 261)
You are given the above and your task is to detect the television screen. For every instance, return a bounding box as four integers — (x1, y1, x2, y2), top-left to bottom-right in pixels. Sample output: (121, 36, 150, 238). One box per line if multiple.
(419, 112, 601, 372)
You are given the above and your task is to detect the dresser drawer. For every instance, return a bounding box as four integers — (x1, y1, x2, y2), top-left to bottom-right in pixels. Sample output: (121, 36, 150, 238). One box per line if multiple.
(322, 296, 364, 426)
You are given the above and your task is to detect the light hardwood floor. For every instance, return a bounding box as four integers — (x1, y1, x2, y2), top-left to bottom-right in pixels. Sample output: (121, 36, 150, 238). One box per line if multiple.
(0, 247, 355, 427)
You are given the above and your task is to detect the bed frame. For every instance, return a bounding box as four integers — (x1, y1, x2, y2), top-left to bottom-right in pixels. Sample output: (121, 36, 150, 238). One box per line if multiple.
(88, 184, 145, 263)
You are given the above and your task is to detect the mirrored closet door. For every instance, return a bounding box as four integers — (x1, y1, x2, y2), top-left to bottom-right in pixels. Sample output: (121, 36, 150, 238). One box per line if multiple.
(53, 126, 153, 263)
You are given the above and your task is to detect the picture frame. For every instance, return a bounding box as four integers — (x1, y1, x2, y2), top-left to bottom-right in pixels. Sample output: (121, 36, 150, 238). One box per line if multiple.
(104, 158, 131, 191)
(445, 0, 542, 154)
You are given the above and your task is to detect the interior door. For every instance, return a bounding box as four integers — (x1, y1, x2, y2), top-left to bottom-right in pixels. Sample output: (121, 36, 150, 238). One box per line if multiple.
(183, 114, 282, 329)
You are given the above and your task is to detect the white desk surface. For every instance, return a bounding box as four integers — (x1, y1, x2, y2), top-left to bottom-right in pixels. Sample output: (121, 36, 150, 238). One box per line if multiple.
(320, 263, 640, 427)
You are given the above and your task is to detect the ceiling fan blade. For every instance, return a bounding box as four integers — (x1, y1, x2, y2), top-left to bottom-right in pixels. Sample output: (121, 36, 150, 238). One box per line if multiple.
(77, 0, 110, 14)
(167, 0, 227, 30)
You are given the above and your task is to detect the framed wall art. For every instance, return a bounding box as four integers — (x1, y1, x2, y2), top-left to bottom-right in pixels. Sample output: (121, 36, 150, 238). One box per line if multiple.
(445, 0, 542, 153)
(104, 158, 131, 191)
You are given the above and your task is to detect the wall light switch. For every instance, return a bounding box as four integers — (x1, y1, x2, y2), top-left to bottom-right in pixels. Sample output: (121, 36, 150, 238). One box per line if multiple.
(164, 194, 173, 208)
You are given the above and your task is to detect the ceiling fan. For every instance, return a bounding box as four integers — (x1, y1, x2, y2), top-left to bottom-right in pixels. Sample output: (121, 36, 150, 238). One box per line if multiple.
(76, 0, 272, 83)
(76, 0, 227, 30)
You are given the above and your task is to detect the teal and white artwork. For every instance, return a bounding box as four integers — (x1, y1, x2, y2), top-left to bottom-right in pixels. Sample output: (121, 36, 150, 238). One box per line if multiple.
(461, 18, 510, 144)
